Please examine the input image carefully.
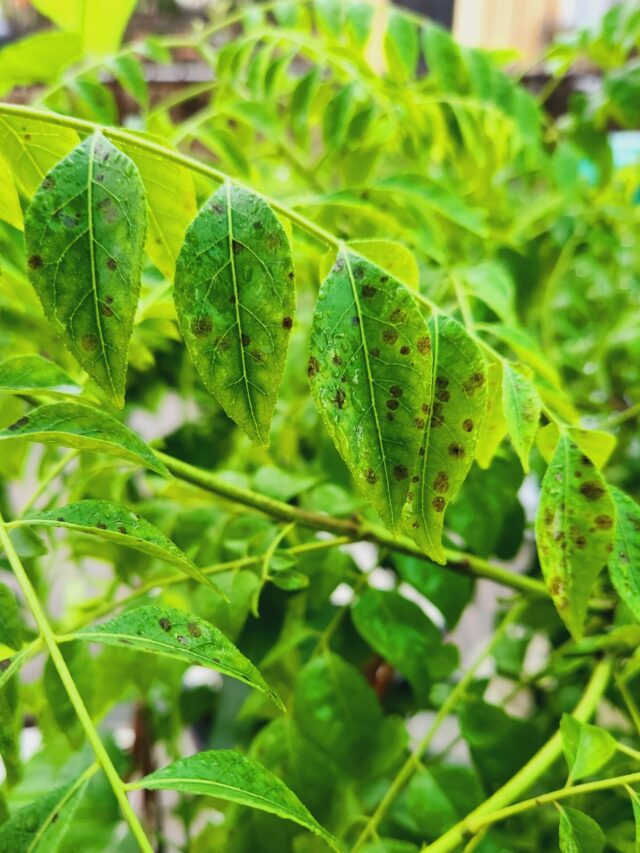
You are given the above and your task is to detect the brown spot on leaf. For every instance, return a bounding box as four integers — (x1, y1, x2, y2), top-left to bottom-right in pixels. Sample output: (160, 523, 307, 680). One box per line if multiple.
(437, 389, 450, 403)
(361, 284, 377, 298)
(159, 617, 171, 631)
(8, 416, 29, 431)
(118, 526, 127, 535)
(436, 377, 449, 389)
(432, 496, 445, 512)
(433, 471, 449, 493)
(418, 447, 426, 457)
(414, 417, 425, 429)
(191, 316, 213, 337)
(282, 316, 293, 330)
(549, 576, 563, 597)
(241, 333, 251, 347)
(0, 659, 10, 672)
(386, 399, 399, 411)
(96, 522, 107, 530)
(187, 622, 202, 638)
(418, 337, 431, 355)
(462, 419, 474, 432)
(351, 316, 360, 326)
(421, 403, 430, 415)
(390, 385, 403, 398)
(383, 329, 398, 345)
(463, 372, 485, 393)
(232, 239, 243, 254)
(412, 475, 420, 483)
(81, 333, 98, 351)
(594, 514, 613, 530)
(332, 388, 346, 409)
(580, 481, 605, 502)
(369, 347, 380, 358)
(307, 356, 319, 377)
(364, 468, 378, 485)
(400, 346, 410, 355)
(389, 307, 405, 323)
(28, 255, 43, 270)
(380, 275, 389, 283)
(393, 465, 408, 481)
(100, 303, 114, 317)
(448, 442, 465, 458)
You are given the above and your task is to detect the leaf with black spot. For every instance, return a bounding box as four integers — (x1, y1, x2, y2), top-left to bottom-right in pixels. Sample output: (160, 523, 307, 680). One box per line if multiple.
(24, 132, 146, 408)
(76, 605, 282, 709)
(309, 248, 432, 532)
(535, 436, 615, 639)
(403, 315, 487, 563)
(174, 182, 295, 446)
(15, 500, 221, 593)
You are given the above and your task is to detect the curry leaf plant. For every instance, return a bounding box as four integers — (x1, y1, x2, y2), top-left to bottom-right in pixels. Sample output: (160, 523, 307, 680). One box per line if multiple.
(0, 1, 639, 852)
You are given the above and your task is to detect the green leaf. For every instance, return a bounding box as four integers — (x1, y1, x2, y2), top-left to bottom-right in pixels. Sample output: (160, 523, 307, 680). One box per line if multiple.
(323, 83, 357, 151)
(0, 355, 82, 397)
(0, 772, 90, 852)
(385, 12, 419, 82)
(0, 583, 22, 655)
(630, 789, 640, 848)
(309, 249, 431, 532)
(24, 133, 147, 407)
(33, 0, 137, 55)
(608, 486, 640, 623)
(558, 806, 605, 853)
(0, 115, 80, 196)
(0, 31, 82, 96)
(174, 183, 295, 446)
(460, 261, 516, 324)
(119, 141, 196, 278)
(560, 714, 617, 780)
(474, 359, 506, 469)
(19, 500, 219, 589)
(129, 749, 340, 851)
(537, 423, 616, 469)
(320, 240, 420, 290)
(403, 315, 487, 563)
(0, 154, 23, 230)
(502, 362, 541, 472)
(422, 24, 468, 91)
(352, 588, 457, 701)
(535, 436, 616, 639)
(76, 604, 281, 708)
(0, 402, 169, 476)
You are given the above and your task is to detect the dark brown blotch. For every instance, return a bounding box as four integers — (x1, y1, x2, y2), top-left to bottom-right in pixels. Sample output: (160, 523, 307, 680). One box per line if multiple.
(433, 471, 449, 493)
(282, 316, 293, 330)
(191, 316, 213, 337)
(386, 399, 399, 411)
(390, 385, 403, 398)
(463, 372, 485, 393)
(383, 329, 398, 345)
(400, 345, 410, 356)
(364, 468, 378, 485)
(462, 419, 474, 432)
(307, 356, 319, 377)
(96, 522, 107, 530)
(594, 514, 613, 530)
(432, 496, 445, 512)
(28, 255, 43, 270)
(580, 481, 605, 502)
(361, 284, 377, 298)
(393, 464, 408, 481)
(159, 617, 171, 632)
(187, 622, 202, 638)
(448, 442, 465, 459)
(241, 333, 251, 347)
(332, 388, 346, 409)
(437, 389, 450, 403)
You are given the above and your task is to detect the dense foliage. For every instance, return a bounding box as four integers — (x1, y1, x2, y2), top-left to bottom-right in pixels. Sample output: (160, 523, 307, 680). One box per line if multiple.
(0, 1, 639, 851)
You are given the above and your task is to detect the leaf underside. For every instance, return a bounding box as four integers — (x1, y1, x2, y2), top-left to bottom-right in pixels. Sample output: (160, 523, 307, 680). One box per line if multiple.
(174, 182, 295, 446)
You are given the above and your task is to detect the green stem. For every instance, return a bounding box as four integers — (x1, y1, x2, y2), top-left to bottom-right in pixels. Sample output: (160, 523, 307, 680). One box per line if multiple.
(352, 602, 526, 850)
(422, 658, 613, 853)
(253, 521, 296, 616)
(607, 400, 640, 427)
(156, 451, 548, 597)
(0, 511, 153, 853)
(0, 103, 339, 250)
(20, 449, 78, 514)
(616, 742, 640, 763)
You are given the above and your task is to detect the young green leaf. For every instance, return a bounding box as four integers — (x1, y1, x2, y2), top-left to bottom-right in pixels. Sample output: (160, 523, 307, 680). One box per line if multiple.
(403, 315, 487, 563)
(607, 486, 640, 622)
(0, 402, 169, 477)
(129, 750, 340, 851)
(560, 714, 617, 780)
(535, 436, 615, 639)
(474, 359, 507, 469)
(558, 806, 605, 853)
(0, 772, 90, 852)
(17, 500, 218, 589)
(0, 115, 79, 196)
(24, 132, 147, 407)
(502, 361, 541, 472)
(308, 249, 431, 532)
(0, 355, 82, 397)
(0, 153, 23, 230)
(0, 583, 22, 654)
(174, 183, 295, 446)
(76, 605, 281, 708)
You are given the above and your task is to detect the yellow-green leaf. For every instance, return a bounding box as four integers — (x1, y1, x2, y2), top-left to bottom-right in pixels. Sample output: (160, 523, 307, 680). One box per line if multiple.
(0, 114, 79, 196)
(502, 361, 541, 473)
(474, 359, 506, 469)
(0, 355, 81, 397)
(608, 486, 640, 623)
(0, 153, 23, 230)
(537, 423, 616, 469)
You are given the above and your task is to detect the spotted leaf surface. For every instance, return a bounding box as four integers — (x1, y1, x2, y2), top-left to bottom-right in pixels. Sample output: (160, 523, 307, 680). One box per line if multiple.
(502, 362, 541, 473)
(607, 486, 640, 623)
(535, 436, 615, 639)
(403, 315, 487, 563)
(0, 114, 79, 196)
(309, 250, 431, 532)
(18, 500, 219, 591)
(174, 182, 295, 446)
(24, 132, 146, 407)
(0, 402, 169, 476)
(77, 605, 281, 708)
(130, 750, 340, 851)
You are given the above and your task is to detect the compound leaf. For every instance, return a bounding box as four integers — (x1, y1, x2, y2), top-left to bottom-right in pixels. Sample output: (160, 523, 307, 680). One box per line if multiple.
(502, 361, 541, 473)
(24, 132, 146, 407)
(76, 605, 281, 708)
(130, 750, 339, 851)
(0, 355, 81, 397)
(535, 436, 615, 639)
(174, 183, 295, 446)
(0, 402, 169, 477)
(403, 315, 487, 563)
(607, 486, 640, 622)
(309, 249, 431, 532)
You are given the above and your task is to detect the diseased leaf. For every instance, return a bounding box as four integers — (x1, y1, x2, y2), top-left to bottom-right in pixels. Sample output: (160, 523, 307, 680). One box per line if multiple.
(320, 240, 419, 290)
(0, 355, 82, 397)
(608, 486, 640, 623)
(535, 436, 615, 639)
(502, 361, 541, 472)
(474, 359, 506, 469)
(0, 402, 169, 477)
(0, 772, 90, 852)
(24, 132, 147, 407)
(76, 605, 281, 708)
(560, 714, 617, 780)
(0, 114, 80, 196)
(0, 154, 23, 230)
(18, 500, 217, 589)
(119, 141, 196, 278)
(174, 183, 295, 446)
(403, 315, 487, 563)
(537, 423, 616, 469)
(129, 750, 340, 851)
(558, 806, 605, 853)
(309, 249, 431, 532)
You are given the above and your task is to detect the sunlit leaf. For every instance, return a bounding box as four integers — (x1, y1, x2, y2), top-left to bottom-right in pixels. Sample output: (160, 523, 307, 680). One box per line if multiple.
(174, 183, 295, 446)
(608, 486, 640, 623)
(0, 402, 169, 477)
(0, 154, 23, 230)
(560, 714, 617, 780)
(309, 249, 431, 532)
(0, 355, 81, 397)
(385, 11, 419, 81)
(502, 361, 541, 473)
(24, 133, 146, 407)
(474, 359, 506, 469)
(0, 31, 82, 96)
(558, 806, 605, 853)
(537, 423, 616, 469)
(0, 114, 79, 196)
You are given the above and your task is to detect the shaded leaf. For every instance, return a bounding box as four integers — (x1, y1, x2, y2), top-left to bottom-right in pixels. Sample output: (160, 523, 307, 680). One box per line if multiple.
(608, 486, 640, 623)
(403, 315, 487, 563)
(502, 362, 541, 472)
(174, 183, 295, 446)
(0, 402, 169, 477)
(0, 114, 79, 196)
(535, 436, 615, 639)
(24, 132, 146, 407)
(0, 583, 22, 654)
(320, 240, 419, 290)
(0, 355, 81, 397)
(76, 604, 281, 708)
(309, 249, 431, 532)
(560, 714, 617, 780)
(130, 749, 340, 851)
(558, 806, 605, 853)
